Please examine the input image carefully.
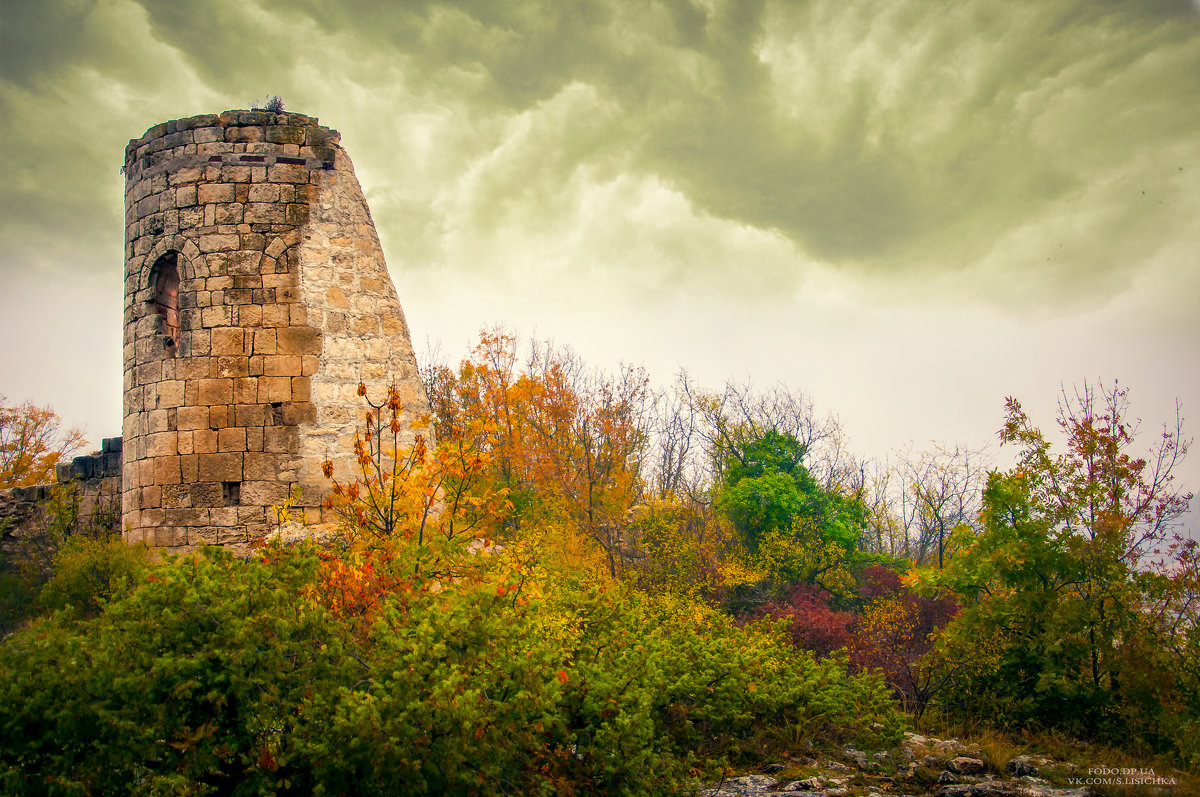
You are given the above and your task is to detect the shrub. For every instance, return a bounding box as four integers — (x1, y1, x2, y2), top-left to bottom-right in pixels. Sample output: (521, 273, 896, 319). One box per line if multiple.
(250, 94, 285, 113)
(37, 533, 149, 618)
(0, 541, 905, 795)
(762, 582, 855, 659)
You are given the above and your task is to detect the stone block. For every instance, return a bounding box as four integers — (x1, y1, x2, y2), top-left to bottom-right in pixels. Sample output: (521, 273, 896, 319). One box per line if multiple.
(201, 305, 232, 328)
(248, 183, 280, 203)
(291, 377, 311, 402)
(155, 526, 189, 547)
(158, 380, 185, 407)
(146, 431, 178, 457)
(233, 377, 257, 403)
(260, 305, 290, 327)
(199, 233, 239, 253)
(218, 427, 247, 452)
(226, 251, 263, 276)
(210, 328, 246, 356)
(266, 125, 305, 145)
(161, 484, 190, 509)
(226, 126, 263, 143)
(242, 480, 290, 506)
(283, 401, 317, 425)
(194, 126, 223, 143)
(285, 204, 310, 225)
(254, 329, 277, 354)
(197, 453, 242, 482)
(243, 452, 281, 481)
(215, 203, 244, 224)
(276, 326, 321, 355)
(140, 486, 163, 511)
(192, 429, 218, 454)
(154, 456, 182, 485)
(197, 183, 236, 204)
(176, 405, 209, 431)
(260, 376, 292, 403)
(189, 481, 221, 507)
(237, 303, 263, 328)
(221, 165, 252, 183)
(245, 203, 285, 224)
(197, 378, 233, 405)
(264, 426, 298, 453)
(209, 507, 239, 526)
(209, 405, 229, 428)
(147, 409, 170, 433)
(216, 356, 249, 379)
(268, 163, 308, 183)
(234, 404, 266, 427)
(175, 186, 197, 207)
(264, 355, 302, 377)
(169, 166, 204, 185)
(190, 527, 220, 545)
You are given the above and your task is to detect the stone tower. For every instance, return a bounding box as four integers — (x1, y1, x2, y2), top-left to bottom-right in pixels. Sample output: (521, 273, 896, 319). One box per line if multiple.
(122, 110, 430, 549)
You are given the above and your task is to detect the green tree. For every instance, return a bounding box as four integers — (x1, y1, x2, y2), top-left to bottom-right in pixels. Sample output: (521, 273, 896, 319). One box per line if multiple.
(927, 383, 1197, 759)
(714, 429, 866, 599)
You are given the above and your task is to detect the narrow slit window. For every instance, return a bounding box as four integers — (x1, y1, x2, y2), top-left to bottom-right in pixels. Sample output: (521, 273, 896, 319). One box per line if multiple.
(149, 252, 180, 347)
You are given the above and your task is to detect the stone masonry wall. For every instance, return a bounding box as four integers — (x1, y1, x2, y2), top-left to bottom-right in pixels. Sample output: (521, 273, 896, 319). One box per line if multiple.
(0, 439, 123, 568)
(122, 110, 429, 552)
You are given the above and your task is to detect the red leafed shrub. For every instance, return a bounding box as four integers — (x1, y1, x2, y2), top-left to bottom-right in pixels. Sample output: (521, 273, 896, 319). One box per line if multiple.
(856, 565, 903, 600)
(763, 583, 855, 659)
(845, 567, 960, 716)
(764, 567, 960, 716)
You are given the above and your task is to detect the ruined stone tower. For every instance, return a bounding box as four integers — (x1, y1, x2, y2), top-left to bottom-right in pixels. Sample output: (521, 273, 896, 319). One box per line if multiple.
(122, 110, 430, 549)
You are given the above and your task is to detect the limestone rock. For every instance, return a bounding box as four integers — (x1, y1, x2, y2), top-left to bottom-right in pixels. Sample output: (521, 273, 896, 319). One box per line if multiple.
(1005, 756, 1039, 777)
(781, 776, 823, 791)
(700, 774, 779, 796)
(947, 756, 987, 775)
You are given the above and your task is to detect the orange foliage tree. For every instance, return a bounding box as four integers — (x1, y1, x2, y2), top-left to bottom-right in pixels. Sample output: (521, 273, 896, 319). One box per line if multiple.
(423, 330, 654, 578)
(314, 383, 511, 630)
(0, 395, 87, 488)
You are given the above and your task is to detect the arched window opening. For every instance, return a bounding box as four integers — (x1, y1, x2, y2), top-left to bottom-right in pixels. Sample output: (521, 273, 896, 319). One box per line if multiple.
(149, 253, 180, 353)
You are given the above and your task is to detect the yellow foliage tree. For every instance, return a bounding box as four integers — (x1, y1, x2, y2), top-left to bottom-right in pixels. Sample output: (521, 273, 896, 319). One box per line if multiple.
(0, 395, 87, 488)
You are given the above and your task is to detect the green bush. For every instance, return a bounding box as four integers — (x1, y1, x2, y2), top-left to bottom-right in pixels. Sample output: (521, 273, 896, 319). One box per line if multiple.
(0, 543, 904, 795)
(38, 533, 149, 618)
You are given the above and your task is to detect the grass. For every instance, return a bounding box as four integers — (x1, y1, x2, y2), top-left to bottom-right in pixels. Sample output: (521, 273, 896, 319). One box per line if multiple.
(910, 713, 1197, 796)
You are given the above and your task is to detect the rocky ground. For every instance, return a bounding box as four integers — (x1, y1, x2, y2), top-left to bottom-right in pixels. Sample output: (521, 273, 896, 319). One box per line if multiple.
(701, 732, 1180, 796)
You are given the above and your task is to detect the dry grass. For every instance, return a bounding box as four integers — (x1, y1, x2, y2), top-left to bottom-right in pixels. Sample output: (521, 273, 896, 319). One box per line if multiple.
(912, 714, 1198, 795)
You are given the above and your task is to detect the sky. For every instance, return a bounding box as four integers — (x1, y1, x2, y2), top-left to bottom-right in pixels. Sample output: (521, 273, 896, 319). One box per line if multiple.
(1, 0, 1198, 522)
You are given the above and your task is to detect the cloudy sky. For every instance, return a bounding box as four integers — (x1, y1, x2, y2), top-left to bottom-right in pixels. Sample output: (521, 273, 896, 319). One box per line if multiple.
(2, 0, 1198, 509)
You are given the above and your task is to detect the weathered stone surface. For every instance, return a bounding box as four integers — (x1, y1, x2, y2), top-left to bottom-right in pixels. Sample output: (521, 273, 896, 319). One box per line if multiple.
(122, 110, 432, 551)
(947, 757, 987, 775)
(1005, 756, 1039, 778)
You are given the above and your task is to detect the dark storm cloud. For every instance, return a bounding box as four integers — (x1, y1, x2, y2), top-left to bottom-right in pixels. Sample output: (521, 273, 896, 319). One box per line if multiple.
(1, 0, 1197, 303)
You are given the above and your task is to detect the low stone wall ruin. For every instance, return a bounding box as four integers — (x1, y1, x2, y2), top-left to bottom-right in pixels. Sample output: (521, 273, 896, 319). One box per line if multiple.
(0, 438, 124, 567)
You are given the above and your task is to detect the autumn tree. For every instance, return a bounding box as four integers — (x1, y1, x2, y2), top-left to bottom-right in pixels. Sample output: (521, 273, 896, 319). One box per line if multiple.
(846, 566, 960, 718)
(0, 396, 87, 488)
(418, 330, 653, 578)
(927, 382, 1197, 759)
